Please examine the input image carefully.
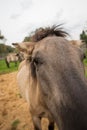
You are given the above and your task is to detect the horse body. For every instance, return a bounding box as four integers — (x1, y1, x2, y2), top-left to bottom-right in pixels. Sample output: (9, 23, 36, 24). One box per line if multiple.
(13, 25, 87, 130)
(5, 52, 24, 68)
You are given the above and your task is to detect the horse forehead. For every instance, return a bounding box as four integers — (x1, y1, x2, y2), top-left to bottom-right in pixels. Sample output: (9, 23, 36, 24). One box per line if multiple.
(34, 40, 57, 56)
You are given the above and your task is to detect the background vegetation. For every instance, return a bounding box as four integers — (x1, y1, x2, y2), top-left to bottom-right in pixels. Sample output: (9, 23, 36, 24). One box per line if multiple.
(0, 31, 16, 59)
(0, 59, 19, 74)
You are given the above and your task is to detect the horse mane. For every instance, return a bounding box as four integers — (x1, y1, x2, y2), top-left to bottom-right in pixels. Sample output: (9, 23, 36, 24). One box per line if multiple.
(31, 25, 68, 42)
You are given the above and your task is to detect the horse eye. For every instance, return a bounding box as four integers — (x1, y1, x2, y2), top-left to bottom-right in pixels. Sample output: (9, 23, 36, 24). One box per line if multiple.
(33, 58, 40, 65)
(33, 57, 43, 66)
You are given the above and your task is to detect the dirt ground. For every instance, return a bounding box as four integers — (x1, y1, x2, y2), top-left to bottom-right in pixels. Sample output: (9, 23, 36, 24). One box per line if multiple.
(0, 72, 58, 130)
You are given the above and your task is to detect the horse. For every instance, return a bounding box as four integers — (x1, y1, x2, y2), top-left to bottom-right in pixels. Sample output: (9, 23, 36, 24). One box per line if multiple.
(5, 52, 24, 68)
(13, 25, 87, 130)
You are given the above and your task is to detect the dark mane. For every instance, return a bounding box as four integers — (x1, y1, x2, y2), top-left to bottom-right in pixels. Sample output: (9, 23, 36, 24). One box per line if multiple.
(31, 25, 68, 42)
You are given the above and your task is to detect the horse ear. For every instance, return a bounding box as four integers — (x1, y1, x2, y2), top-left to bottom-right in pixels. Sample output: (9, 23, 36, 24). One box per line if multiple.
(12, 43, 27, 53)
(26, 44, 34, 55)
(12, 42, 34, 55)
(12, 43, 19, 47)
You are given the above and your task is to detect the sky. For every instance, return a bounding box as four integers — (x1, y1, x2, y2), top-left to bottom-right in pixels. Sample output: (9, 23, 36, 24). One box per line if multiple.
(0, 0, 87, 45)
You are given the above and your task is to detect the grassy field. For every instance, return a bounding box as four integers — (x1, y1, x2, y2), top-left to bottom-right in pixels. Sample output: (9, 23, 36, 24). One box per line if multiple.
(0, 58, 87, 75)
(84, 58, 87, 65)
(0, 59, 19, 74)
(83, 58, 87, 77)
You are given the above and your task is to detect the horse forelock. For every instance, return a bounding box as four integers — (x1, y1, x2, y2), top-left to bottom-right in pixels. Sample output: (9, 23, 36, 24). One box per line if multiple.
(31, 25, 68, 42)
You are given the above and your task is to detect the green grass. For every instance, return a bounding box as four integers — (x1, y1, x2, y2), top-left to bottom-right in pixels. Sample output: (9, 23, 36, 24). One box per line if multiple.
(0, 58, 87, 75)
(83, 58, 87, 77)
(0, 59, 19, 74)
(11, 119, 20, 130)
(83, 58, 87, 66)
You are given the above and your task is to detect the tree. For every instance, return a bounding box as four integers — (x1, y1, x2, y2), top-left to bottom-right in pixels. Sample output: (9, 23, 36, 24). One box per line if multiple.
(80, 30, 87, 57)
(80, 30, 87, 45)
(0, 44, 15, 58)
(0, 30, 7, 44)
(23, 36, 31, 42)
(0, 30, 4, 39)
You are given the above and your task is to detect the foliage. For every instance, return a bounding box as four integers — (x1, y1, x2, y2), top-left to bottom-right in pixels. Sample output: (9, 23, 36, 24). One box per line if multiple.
(0, 30, 5, 40)
(80, 30, 87, 44)
(0, 44, 15, 58)
(23, 30, 35, 42)
(0, 35, 4, 39)
(6, 45, 15, 52)
(23, 36, 31, 42)
(80, 30, 87, 58)
(11, 119, 20, 130)
(83, 58, 87, 77)
(0, 44, 15, 53)
(0, 44, 7, 53)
